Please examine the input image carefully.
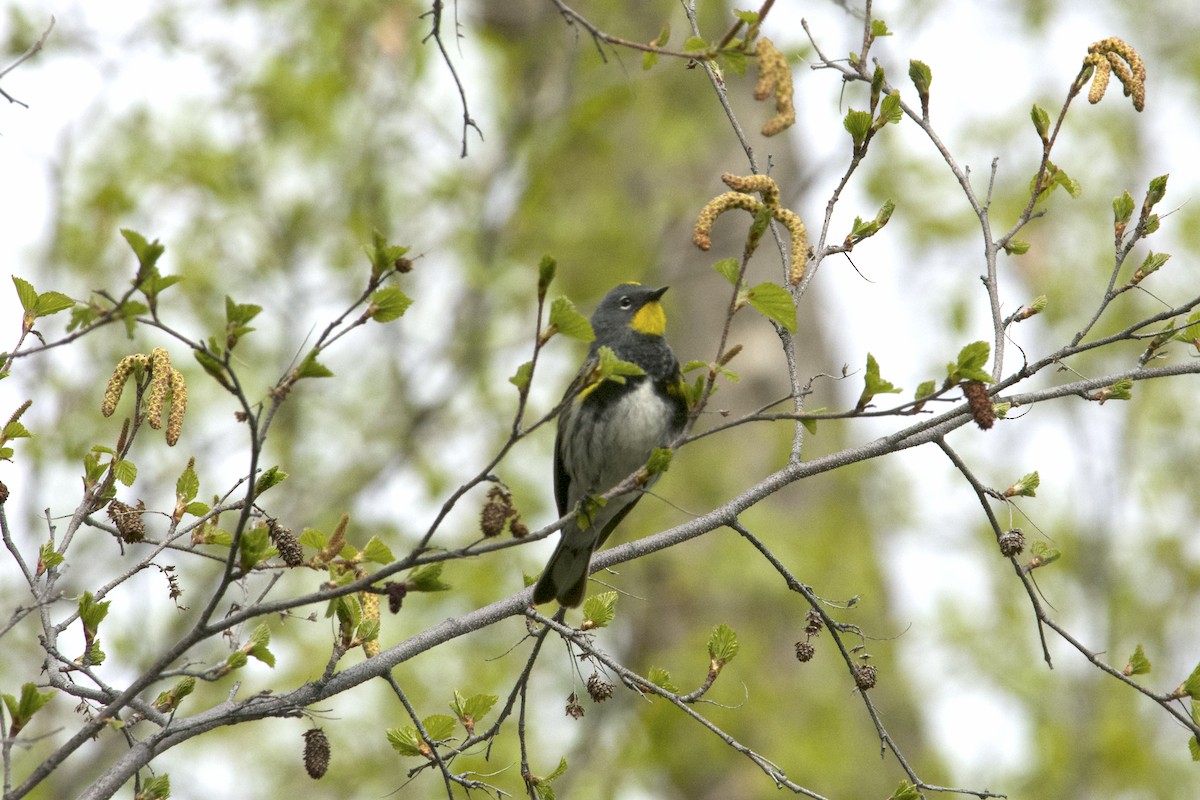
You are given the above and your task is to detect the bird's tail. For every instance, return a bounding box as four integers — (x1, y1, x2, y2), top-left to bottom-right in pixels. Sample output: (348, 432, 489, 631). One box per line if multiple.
(531, 520, 601, 608)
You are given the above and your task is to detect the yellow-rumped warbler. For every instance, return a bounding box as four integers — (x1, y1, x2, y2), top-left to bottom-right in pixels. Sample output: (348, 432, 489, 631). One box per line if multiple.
(532, 283, 688, 607)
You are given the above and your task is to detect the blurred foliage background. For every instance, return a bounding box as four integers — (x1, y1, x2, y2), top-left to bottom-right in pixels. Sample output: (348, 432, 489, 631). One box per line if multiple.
(2, 0, 1199, 798)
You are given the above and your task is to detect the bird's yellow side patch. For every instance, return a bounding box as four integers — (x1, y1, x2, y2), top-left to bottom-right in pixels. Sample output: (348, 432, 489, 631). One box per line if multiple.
(631, 301, 666, 336)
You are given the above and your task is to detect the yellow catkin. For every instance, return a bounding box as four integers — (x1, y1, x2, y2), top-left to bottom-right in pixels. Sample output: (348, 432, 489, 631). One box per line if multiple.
(772, 208, 809, 285)
(722, 172, 780, 206)
(754, 38, 795, 137)
(166, 368, 187, 446)
(360, 591, 380, 657)
(1085, 38, 1146, 112)
(693, 192, 763, 251)
(101, 354, 147, 417)
(1087, 55, 1111, 104)
(146, 348, 172, 429)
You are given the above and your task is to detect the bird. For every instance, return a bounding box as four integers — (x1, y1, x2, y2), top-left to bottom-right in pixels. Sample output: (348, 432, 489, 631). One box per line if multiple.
(532, 283, 688, 607)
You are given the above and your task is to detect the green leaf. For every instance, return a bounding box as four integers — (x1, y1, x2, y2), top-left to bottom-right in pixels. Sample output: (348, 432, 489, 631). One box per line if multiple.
(548, 297, 594, 341)
(842, 109, 873, 150)
(253, 466, 287, 496)
(299, 528, 327, 550)
(1006, 471, 1040, 498)
(1125, 644, 1152, 676)
(406, 563, 451, 592)
(647, 666, 678, 694)
(908, 60, 932, 95)
(642, 50, 659, 71)
(537, 255, 557, 299)
(79, 591, 110, 637)
(1030, 103, 1050, 141)
(889, 780, 923, 800)
(733, 10, 758, 25)
(153, 676, 196, 712)
(582, 591, 618, 629)
(1029, 540, 1060, 567)
(176, 460, 199, 504)
(1189, 734, 1200, 762)
(594, 346, 646, 384)
(875, 90, 902, 127)
(707, 623, 740, 664)
(1002, 239, 1031, 255)
(247, 622, 275, 667)
(914, 380, 936, 401)
(2, 420, 30, 440)
(746, 282, 797, 333)
(870, 18, 891, 36)
(295, 349, 334, 379)
(1133, 251, 1170, 282)
(34, 291, 75, 317)
(238, 524, 275, 571)
(138, 775, 170, 800)
(645, 447, 674, 476)
(38, 543, 64, 569)
(112, 459, 137, 487)
(386, 726, 424, 756)
(1113, 190, 1135, 225)
(1182, 661, 1200, 698)
(183, 501, 210, 517)
(3, 682, 55, 733)
(120, 228, 166, 283)
(369, 286, 413, 323)
(856, 352, 902, 410)
(451, 690, 499, 724)
(362, 535, 395, 565)
(362, 229, 410, 278)
(712, 258, 740, 285)
(422, 714, 457, 741)
(508, 360, 534, 392)
(1144, 174, 1168, 209)
(682, 36, 710, 55)
(949, 341, 992, 384)
(12, 276, 38, 312)
(545, 755, 569, 782)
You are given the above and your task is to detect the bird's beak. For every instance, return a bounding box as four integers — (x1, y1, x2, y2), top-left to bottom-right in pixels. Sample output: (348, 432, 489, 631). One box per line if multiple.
(648, 286, 669, 301)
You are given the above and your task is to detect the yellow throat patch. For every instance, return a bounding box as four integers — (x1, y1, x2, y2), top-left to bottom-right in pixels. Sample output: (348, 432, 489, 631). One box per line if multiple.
(631, 301, 666, 336)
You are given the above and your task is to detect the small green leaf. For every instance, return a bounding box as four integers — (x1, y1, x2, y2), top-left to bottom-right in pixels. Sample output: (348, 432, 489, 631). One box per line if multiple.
(406, 563, 451, 592)
(707, 623, 740, 664)
(1189, 734, 1200, 762)
(712, 258, 740, 285)
(733, 10, 758, 25)
(386, 726, 423, 756)
(875, 90, 902, 127)
(746, 282, 797, 333)
(299, 528, 327, 550)
(238, 524, 275, 571)
(843, 110, 873, 150)
(2, 420, 30, 440)
(176, 459, 199, 504)
(153, 676, 196, 712)
(914, 380, 936, 401)
(451, 690, 499, 724)
(509, 360, 534, 392)
(362, 535, 395, 565)
(1182, 661, 1200, 698)
(644, 447, 674, 476)
(582, 591, 618, 629)
(682, 36, 710, 54)
(112, 459, 137, 487)
(38, 542, 64, 569)
(1002, 239, 1031, 255)
(247, 623, 275, 667)
(183, 501, 210, 517)
(34, 291, 75, 317)
(647, 666, 678, 694)
(1133, 251, 1170, 283)
(856, 352, 902, 410)
(949, 341, 992, 384)
(1006, 471, 1040, 498)
(79, 592, 111, 637)
(537, 255, 557, 299)
(718, 47, 747, 76)
(368, 287, 413, 323)
(295, 349, 334, 379)
(908, 60, 932, 95)
(422, 714, 457, 741)
(1029, 540, 1060, 567)
(12, 276, 38, 312)
(642, 50, 659, 71)
(1125, 644, 1151, 676)
(593, 346, 645, 386)
(3, 682, 55, 734)
(889, 780, 923, 800)
(870, 18, 891, 37)
(548, 297, 595, 341)
(1030, 103, 1050, 141)
(253, 466, 287, 496)
(1113, 190, 1135, 226)
(1144, 174, 1168, 209)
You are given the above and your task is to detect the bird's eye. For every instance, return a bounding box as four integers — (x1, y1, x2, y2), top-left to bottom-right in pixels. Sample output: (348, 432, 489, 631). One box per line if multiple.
(619, 296, 633, 309)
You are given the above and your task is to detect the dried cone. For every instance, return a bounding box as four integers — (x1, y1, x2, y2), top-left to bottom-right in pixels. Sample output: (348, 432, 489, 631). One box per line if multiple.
(303, 729, 331, 779)
(794, 641, 815, 662)
(963, 380, 995, 430)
